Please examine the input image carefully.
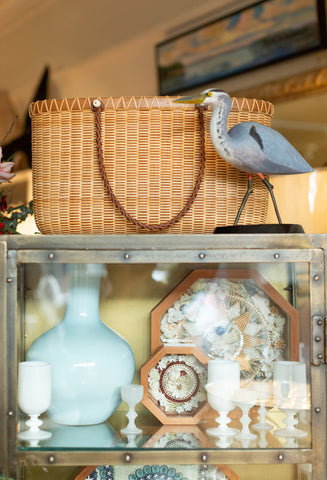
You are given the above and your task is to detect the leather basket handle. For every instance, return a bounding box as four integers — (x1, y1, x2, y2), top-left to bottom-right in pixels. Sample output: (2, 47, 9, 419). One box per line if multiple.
(92, 99, 206, 231)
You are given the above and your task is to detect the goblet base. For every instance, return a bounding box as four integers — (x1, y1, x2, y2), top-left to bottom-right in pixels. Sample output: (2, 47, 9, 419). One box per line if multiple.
(275, 428, 307, 438)
(252, 423, 273, 431)
(206, 426, 238, 438)
(121, 426, 142, 435)
(18, 430, 52, 441)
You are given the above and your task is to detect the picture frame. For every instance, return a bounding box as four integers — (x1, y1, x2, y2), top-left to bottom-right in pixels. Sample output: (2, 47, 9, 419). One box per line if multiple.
(151, 269, 300, 385)
(140, 346, 211, 425)
(156, 0, 326, 95)
(233, 64, 327, 103)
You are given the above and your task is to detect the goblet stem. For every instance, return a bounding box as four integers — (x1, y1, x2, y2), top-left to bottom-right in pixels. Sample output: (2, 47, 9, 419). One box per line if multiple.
(206, 410, 239, 439)
(121, 404, 141, 435)
(253, 403, 272, 431)
(26, 415, 43, 432)
(217, 411, 231, 432)
(236, 405, 256, 440)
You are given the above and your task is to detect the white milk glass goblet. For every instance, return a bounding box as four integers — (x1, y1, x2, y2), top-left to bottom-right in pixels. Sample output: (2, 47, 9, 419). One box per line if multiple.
(205, 382, 239, 440)
(17, 361, 52, 441)
(120, 384, 143, 435)
(205, 360, 240, 443)
(273, 361, 307, 439)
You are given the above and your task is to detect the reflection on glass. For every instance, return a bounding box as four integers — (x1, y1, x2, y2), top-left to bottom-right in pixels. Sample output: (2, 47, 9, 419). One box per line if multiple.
(252, 381, 273, 432)
(273, 361, 308, 440)
(233, 388, 257, 446)
(45, 422, 119, 448)
(19, 261, 313, 453)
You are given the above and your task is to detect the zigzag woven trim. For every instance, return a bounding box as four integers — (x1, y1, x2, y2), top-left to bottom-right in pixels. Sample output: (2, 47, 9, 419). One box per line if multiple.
(29, 96, 274, 117)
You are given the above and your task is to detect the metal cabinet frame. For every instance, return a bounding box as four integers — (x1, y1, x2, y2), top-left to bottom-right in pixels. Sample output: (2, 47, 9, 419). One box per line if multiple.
(1, 234, 326, 479)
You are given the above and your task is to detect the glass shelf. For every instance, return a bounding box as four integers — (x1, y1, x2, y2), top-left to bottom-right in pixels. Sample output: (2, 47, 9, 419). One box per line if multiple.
(17, 410, 311, 451)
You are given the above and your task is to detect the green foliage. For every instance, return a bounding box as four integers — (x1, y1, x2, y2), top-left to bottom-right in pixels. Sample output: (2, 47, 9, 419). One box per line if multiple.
(0, 191, 33, 234)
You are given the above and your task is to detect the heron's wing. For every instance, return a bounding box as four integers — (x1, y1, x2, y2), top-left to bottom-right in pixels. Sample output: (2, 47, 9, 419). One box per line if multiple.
(229, 122, 313, 174)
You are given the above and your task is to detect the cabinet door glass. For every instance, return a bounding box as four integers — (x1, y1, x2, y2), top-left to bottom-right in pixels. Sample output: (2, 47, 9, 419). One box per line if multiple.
(16, 260, 316, 452)
(23, 463, 313, 480)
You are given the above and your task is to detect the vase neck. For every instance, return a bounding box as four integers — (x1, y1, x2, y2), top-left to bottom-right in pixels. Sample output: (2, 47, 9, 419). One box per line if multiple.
(63, 264, 103, 323)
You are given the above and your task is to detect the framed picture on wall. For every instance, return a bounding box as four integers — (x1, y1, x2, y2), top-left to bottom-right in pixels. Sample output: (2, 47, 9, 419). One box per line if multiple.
(156, 0, 327, 95)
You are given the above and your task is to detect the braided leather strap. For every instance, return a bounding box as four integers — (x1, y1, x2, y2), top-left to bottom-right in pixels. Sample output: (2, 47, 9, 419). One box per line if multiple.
(92, 99, 206, 231)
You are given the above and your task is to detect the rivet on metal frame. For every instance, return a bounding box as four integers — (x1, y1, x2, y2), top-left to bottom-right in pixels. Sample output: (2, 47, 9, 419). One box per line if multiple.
(124, 453, 132, 463)
(273, 253, 280, 259)
(123, 253, 131, 260)
(313, 275, 320, 281)
(6, 277, 12, 283)
(277, 454, 284, 462)
(198, 252, 206, 260)
(200, 453, 208, 462)
(48, 252, 55, 260)
(315, 407, 321, 414)
(48, 455, 55, 464)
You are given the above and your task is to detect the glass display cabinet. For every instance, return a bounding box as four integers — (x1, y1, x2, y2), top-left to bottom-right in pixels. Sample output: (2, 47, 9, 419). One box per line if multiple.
(0, 234, 326, 480)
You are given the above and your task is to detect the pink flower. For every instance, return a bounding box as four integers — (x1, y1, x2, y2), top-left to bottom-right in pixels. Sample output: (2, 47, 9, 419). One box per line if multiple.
(0, 147, 16, 184)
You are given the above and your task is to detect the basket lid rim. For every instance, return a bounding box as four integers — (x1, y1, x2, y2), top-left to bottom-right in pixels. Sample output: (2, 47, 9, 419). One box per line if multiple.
(29, 95, 274, 117)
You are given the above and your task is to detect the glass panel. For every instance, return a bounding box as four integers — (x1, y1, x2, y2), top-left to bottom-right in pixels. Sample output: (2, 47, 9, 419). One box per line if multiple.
(22, 463, 312, 480)
(16, 261, 313, 451)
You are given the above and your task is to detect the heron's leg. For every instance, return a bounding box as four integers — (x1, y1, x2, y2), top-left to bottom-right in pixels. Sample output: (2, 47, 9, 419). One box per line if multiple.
(258, 174, 282, 224)
(234, 174, 253, 225)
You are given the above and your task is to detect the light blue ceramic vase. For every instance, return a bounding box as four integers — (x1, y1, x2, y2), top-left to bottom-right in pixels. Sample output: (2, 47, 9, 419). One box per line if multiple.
(27, 263, 135, 426)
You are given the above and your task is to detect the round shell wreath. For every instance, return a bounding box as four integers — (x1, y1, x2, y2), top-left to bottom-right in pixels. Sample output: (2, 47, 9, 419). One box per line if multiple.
(148, 354, 207, 415)
(158, 274, 296, 384)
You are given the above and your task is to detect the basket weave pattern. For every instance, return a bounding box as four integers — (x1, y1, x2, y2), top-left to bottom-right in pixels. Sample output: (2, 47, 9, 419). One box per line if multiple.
(30, 96, 274, 234)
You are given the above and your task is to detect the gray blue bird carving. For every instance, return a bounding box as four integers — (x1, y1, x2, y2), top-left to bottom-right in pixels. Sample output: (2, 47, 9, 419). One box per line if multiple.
(175, 89, 313, 225)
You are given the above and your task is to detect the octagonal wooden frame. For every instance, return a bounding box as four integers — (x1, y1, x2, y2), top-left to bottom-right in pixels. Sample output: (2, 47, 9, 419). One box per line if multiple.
(150, 268, 300, 362)
(140, 346, 210, 425)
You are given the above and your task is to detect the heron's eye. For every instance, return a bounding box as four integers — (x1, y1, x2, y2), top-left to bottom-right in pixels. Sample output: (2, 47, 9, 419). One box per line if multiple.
(207, 92, 213, 97)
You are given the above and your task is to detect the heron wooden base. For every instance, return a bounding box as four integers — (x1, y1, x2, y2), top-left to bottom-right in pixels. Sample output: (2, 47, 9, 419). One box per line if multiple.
(214, 224, 305, 234)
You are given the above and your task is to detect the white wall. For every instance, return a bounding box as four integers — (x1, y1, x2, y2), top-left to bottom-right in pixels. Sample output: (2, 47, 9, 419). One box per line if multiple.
(10, 0, 235, 115)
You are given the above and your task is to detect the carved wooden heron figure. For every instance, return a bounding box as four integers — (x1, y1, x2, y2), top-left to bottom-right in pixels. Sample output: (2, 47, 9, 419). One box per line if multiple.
(175, 89, 313, 225)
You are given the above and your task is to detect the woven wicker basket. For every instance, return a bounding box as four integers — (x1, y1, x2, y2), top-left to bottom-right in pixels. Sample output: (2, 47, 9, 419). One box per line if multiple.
(29, 96, 274, 234)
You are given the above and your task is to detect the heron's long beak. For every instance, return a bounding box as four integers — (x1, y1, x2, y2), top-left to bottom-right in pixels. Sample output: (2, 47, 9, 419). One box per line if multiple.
(174, 94, 206, 104)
